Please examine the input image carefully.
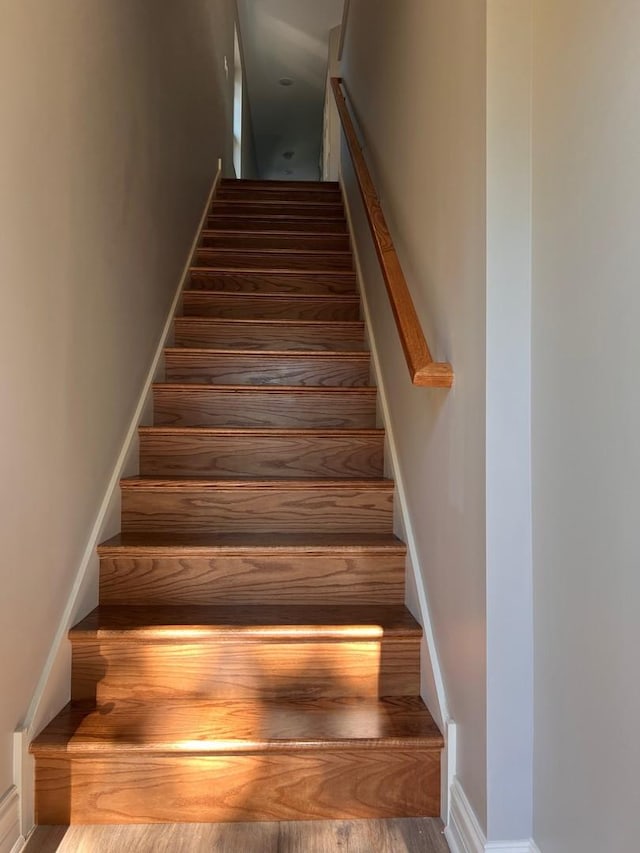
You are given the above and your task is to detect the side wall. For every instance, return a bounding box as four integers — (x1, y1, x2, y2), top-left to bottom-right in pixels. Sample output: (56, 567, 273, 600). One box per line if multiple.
(0, 0, 234, 809)
(340, 0, 488, 828)
(532, 2, 640, 850)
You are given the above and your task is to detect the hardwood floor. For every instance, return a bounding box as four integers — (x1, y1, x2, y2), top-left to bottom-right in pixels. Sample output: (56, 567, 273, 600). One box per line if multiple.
(25, 818, 450, 852)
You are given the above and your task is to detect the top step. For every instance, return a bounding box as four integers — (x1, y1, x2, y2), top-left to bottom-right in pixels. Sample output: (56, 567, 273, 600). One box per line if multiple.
(221, 179, 340, 192)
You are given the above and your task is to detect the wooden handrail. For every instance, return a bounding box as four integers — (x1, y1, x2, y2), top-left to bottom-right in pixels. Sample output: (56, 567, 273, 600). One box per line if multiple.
(331, 78, 453, 388)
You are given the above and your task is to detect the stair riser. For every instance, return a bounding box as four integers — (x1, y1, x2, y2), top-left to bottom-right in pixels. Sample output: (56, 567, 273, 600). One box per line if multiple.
(216, 188, 343, 203)
(183, 294, 360, 321)
(138, 433, 384, 478)
(188, 271, 357, 295)
(200, 233, 350, 251)
(210, 202, 345, 218)
(163, 354, 371, 387)
(71, 639, 419, 702)
(194, 249, 353, 272)
(207, 216, 349, 234)
(120, 486, 394, 534)
(153, 389, 378, 428)
(174, 320, 365, 351)
(99, 554, 405, 606)
(35, 749, 440, 824)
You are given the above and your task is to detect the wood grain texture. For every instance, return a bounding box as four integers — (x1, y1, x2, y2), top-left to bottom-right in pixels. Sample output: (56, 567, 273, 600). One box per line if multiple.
(210, 200, 346, 218)
(163, 349, 371, 387)
(99, 538, 405, 605)
(138, 427, 384, 478)
(152, 385, 378, 428)
(216, 188, 343, 203)
(182, 291, 361, 321)
(120, 478, 395, 534)
(25, 818, 450, 853)
(331, 79, 453, 389)
(173, 318, 366, 351)
(68, 606, 420, 701)
(34, 748, 440, 824)
(188, 269, 357, 294)
(32, 696, 442, 755)
(195, 248, 354, 272)
(207, 215, 349, 233)
(200, 231, 351, 252)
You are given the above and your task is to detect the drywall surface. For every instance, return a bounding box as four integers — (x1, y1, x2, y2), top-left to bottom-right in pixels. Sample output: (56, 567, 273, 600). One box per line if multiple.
(341, 0, 488, 828)
(532, 2, 640, 850)
(0, 0, 234, 801)
(485, 0, 533, 842)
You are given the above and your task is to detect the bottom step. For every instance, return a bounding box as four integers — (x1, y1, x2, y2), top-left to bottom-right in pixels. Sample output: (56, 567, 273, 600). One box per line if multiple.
(32, 696, 442, 824)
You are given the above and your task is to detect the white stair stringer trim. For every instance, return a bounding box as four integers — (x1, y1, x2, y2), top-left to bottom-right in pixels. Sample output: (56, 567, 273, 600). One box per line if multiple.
(445, 777, 541, 853)
(13, 161, 224, 838)
(0, 787, 23, 853)
(340, 177, 453, 815)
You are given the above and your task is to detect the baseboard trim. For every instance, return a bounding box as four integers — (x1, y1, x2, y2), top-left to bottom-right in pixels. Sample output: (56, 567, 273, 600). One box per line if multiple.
(14, 162, 223, 838)
(0, 788, 23, 853)
(339, 174, 453, 816)
(445, 778, 539, 853)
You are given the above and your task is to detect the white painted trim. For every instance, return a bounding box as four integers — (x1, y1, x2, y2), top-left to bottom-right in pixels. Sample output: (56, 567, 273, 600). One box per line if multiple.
(445, 777, 540, 853)
(338, 0, 350, 61)
(340, 178, 453, 820)
(0, 788, 23, 853)
(13, 164, 223, 838)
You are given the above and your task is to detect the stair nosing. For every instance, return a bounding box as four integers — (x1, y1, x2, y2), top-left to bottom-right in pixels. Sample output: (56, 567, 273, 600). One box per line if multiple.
(152, 383, 377, 393)
(138, 426, 384, 436)
(120, 477, 394, 489)
(200, 229, 350, 238)
(184, 290, 359, 300)
(164, 348, 370, 359)
(187, 268, 358, 278)
(174, 318, 365, 328)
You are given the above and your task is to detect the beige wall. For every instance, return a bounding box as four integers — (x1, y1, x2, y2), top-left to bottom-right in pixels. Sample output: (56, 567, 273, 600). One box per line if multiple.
(532, 2, 640, 850)
(341, 0, 488, 827)
(0, 0, 234, 800)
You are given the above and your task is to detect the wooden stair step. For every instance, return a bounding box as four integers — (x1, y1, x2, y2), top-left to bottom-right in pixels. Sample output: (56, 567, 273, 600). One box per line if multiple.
(216, 188, 343, 203)
(31, 696, 440, 824)
(120, 477, 395, 534)
(68, 604, 420, 702)
(220, 179, 340, 191)
(182, 291, 360, 320)
(163, 348, 371, 387)
(194, 248, 353, 272)
(199, 230, 350, 252)
(174, 318, 366, 351)
(32, 695, 441, 753)
(138, 427, 384, 478)
(153, 384, 378, 428)
(98, 531, 406, 606)
(207, 214, 349, 233)
(209, 201, 345, 218)
(188, 269, 357, 295)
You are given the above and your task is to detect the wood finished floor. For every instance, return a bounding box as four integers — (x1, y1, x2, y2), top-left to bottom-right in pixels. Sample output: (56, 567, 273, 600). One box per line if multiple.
(26, 819, 449, 852)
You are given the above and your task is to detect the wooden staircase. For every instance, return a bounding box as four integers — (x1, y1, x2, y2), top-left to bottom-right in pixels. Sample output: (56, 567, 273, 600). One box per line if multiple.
(31, 178, 443, 825)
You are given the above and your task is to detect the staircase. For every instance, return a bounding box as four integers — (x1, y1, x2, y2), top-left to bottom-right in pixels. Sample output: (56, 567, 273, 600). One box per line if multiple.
(30, 178, 443, 825)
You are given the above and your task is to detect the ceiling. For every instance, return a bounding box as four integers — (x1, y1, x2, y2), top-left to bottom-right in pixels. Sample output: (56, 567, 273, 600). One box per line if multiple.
(236, 0, 344, 180)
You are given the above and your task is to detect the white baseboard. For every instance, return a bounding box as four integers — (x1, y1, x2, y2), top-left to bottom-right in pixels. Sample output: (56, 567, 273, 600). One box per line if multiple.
(13, 163, 223, 838)
(445, 778, 540, 853)
(0, 788, 23, 853)
(340, 175, 453, 816)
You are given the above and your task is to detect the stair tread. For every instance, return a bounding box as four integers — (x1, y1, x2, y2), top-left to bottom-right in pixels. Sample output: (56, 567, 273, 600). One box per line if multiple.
(98, 531, 405, 553)
(139, 427, 384, 436)
(201, 229, 349, 238)
(31, 695, 442, 755)
(154, 383, 377, 393)
(175, 318, 364, 327)
(165, 348, 370, 358)
(183, 290, 360, 304)
(70, 604, 422, 639)
(120, 476, 393, 489)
